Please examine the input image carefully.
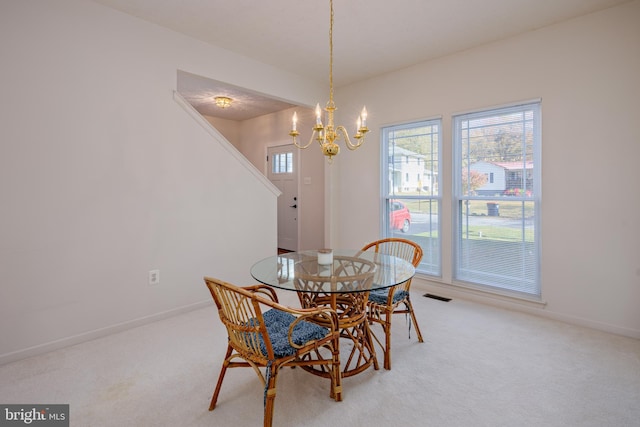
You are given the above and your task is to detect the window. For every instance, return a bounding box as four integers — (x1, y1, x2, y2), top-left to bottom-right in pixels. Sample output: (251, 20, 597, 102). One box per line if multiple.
(271, 152, 293, 174)
(382, 119, 442, 276)
(453, 102, 541, 296)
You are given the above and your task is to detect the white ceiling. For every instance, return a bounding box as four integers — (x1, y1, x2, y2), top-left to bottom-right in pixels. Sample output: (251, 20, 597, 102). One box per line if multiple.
(176, 70, 298, 122)
(92, 0, 630, 121)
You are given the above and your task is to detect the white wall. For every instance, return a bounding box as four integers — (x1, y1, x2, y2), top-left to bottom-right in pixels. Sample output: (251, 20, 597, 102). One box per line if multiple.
(330, 1, 640, 337)
(0, 0, 322, 363)
(204, 116, 241, 149)
(240, 107, 326, 251)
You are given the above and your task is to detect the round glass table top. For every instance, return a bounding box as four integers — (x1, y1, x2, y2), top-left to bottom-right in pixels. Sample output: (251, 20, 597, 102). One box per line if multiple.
(250, 249, 416, 293)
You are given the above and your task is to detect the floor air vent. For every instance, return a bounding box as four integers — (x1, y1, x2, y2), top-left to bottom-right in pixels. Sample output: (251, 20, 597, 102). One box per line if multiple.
(423, 293, 452, 302)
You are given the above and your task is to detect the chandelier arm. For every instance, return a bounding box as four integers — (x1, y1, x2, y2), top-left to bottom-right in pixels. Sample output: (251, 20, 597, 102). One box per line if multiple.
(336, 126, 366, 150)
(289, 131, 316, 150)
(291, 129, 322, 150)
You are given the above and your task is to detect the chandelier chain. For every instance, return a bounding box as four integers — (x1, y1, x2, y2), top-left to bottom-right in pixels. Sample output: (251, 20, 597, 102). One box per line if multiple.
(329, 0, 334, 106)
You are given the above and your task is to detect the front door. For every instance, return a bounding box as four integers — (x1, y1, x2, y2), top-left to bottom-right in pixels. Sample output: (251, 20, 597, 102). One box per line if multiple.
(267, 145, 298, 251)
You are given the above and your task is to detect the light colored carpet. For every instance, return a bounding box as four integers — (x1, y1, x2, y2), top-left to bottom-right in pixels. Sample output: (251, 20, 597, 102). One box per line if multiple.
(1, 291, 639, 427)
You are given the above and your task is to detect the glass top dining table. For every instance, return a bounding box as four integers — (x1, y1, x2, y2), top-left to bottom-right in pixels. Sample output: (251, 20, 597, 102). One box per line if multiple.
(250, 249, 415, 293)
(251, 249, 416, 377)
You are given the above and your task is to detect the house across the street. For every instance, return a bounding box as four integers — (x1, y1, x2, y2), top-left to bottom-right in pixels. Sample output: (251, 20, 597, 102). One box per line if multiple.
(470, 161, 534, 196)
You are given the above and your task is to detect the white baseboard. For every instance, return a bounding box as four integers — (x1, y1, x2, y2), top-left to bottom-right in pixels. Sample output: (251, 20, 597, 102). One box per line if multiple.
(0, 300, 212, 366)
(414, 279, 640, 340)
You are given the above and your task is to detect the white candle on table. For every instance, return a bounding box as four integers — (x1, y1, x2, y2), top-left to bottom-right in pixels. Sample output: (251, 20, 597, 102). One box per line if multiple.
(317, 249, 333, 265)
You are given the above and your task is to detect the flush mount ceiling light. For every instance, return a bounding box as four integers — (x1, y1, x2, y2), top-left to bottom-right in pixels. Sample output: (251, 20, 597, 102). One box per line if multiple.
(289, 0, 368, 162)
(214, 96, 233, 109)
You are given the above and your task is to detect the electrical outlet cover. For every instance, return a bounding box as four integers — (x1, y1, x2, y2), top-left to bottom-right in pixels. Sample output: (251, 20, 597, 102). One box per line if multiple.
(149, 270, 160, 285)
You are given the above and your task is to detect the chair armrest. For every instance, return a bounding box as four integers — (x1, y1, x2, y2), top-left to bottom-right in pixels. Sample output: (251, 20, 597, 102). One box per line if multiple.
(248, 288, 339, 335)
(292, 306, 340, 331)
(287, 306, 340, 349)
(242, 284, 279, 303)
(255, 298, 340, 350)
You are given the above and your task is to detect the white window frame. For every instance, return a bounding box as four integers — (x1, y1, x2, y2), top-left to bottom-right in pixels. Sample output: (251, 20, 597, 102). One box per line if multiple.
(452, 101, 541, 298)
(381, 118, 442, 277)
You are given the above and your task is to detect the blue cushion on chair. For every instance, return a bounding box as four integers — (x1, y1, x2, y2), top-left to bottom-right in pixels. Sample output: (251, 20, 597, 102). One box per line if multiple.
(256, 309, 329, 358)
(368, 289, 409, 305)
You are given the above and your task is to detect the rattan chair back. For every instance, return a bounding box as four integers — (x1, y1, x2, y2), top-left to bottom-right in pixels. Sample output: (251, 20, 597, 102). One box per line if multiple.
(360, 238, 424, 370)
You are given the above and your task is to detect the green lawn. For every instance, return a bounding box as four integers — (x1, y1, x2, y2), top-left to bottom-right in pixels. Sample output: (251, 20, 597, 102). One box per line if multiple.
(460, 225, 534, 242)
(398, 198, 534, 219)
(394, 196, 535, 243)
(413, 226, 533, 242)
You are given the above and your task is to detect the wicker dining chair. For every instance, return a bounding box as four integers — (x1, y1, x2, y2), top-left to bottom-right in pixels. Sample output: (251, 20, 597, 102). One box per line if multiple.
(204, 276, 342, 427)
(360, 238, 424, 370)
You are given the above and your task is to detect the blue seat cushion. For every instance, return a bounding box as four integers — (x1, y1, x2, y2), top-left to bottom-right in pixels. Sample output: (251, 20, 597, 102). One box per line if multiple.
(368, 289, 409, 305)
(251, 309, 329, 358)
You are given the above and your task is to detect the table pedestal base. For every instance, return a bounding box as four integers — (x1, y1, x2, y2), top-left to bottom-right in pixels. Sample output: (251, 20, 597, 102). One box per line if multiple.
(297, 293, 379, 378)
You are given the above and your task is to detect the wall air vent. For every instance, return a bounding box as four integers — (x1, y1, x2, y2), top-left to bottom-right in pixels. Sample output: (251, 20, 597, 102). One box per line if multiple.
(423, 293, 452, 302)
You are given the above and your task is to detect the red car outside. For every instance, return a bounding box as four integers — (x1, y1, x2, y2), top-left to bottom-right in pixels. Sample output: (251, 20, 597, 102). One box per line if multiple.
(389, 200, 411, 233)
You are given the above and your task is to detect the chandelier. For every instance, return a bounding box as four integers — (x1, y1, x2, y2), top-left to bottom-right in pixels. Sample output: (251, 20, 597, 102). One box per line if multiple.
(289, 0, 368, 162)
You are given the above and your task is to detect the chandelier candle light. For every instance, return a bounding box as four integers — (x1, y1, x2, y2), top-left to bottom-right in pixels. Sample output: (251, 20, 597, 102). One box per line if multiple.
(289, 0, 368, 162)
